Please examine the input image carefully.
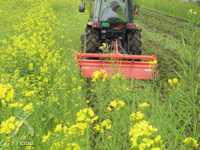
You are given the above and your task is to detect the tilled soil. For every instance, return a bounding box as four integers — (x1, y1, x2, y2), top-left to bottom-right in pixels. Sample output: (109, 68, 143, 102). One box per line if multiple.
(134, 7, 196, 82)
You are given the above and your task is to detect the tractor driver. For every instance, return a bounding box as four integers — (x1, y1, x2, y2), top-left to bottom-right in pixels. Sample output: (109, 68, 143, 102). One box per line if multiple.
(102, 1, 120, 21)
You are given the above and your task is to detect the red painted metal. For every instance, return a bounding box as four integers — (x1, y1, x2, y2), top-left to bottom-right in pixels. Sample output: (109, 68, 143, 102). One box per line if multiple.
(74, 42, 158, 80)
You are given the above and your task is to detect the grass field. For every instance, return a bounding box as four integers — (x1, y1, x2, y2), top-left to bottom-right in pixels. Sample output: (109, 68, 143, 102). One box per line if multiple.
(0, 0, 199, 150)
(135, 0, 200, 24)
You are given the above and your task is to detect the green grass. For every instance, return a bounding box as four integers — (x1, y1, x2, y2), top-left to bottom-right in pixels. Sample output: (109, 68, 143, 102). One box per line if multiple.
(0, 0, 199, 150)
(135, 0, 200, 24)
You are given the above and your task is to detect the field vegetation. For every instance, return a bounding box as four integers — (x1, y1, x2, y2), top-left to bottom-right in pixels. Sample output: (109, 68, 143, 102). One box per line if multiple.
(0, 0, 199, 150)
(135, 0, 200, 24)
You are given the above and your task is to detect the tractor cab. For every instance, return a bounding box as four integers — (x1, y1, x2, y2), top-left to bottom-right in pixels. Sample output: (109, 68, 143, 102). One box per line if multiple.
(94, 0, 129, 22)
(92, 0, 133, 41)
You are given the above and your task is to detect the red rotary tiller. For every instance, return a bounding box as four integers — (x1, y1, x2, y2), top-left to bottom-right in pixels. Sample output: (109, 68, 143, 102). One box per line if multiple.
(74, 41, 158, 80)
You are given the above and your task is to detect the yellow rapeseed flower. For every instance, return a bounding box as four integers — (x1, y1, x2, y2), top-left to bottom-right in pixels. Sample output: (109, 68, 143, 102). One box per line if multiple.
(110, 100, 117, 108)
(9, 102, 23, 108)
(91, 78, 97, 82)
(94, 119, 111, 133)
(28, 63, 34, 70)
(149, 60, 157, 65)
(151, 148, 161, 150)
(25, 91, 35, 97)
(108, 100, 125, 111)
(42, 135, 49, 142)
(139, 102, 150, 108)
(94, 124, 100, 131)
(154, 135, 162, 143)
(130, 113, 136, 121)
(118, 100, 125, 107)
(1, 100, 6, 105)
(0, 84, 7, 99)
(0, 116, 16, 134)
(77, 86, 82, 90)
(142, 138, 154, 147)
(54, 124, 62, 132)
(76, 108, 97, 123)
(103, 73, 107, 82)
(173, 78, 178, 83)
(183, 137, 198, 149)
(92, 71, 101, 79)
(136, 111, 145, 120)
(88, 108, 94, 117)
(168, 78, 181, 87)
(177, 83, 181, 87)
(107, 106, 112, 111)
(168, 79, 172, 85)
(23, 103, 34, 114)
(148, 125, 158, 132)
(138, 143, 146, 150)
(66, 143, 80, 150)
(100, 69, 106, 74)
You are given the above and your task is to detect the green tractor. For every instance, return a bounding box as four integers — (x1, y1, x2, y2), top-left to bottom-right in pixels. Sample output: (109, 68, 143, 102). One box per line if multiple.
(79, 0, 141, 55)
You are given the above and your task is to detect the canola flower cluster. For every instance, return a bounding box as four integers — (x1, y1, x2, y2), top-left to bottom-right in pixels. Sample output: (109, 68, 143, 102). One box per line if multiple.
(168, 78, 181, 87)
(139, 102, 150, 109)
(92, 69, 107, 82)
(23, 103, 34, 114)
(129, 103, 163, 150)
(149, 60, 157, 66)
(99, 43, 107, 50)
(76, 108, 99, 123)
(42, 108, 99, 149)
(188, 9, 197, 15)
(0, 84, 14, 105)
(93, 119, 112, 134)
(107, 100, 125, 111)
(183, 137, 199, 149)
(0, 116, 16, 134)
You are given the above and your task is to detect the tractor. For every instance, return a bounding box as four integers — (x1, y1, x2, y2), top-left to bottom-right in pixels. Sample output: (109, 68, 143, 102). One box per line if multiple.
(75, 0, 158, 80)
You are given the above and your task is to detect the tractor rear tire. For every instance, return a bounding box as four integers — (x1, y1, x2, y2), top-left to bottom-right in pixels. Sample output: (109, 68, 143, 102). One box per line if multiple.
(128, 29, 142, 55)
(81, 28, 99, 53)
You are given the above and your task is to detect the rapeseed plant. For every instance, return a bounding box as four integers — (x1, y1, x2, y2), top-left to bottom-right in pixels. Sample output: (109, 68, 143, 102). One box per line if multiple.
(168, 78, 181, 87)
(9, 102, 23, 108)
(76, 108, 98, 123)
(129, 103, 163, 149)
(107, 100, 125, 111)
(66, 143, 81, 150)
(23, 103, 34, 114)
(183, 137, 199, 149)
(0, 84, 14, 102)
(139, 102, 150, 108)
(0, 116, 16, 134)
(92, 69, 107, 82)
(93, 119, 112, 134)
(111, 73, 121, 80)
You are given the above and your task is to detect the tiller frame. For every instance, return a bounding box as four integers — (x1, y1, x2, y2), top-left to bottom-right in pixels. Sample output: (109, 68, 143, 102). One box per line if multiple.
(74, 42, 158, 80)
